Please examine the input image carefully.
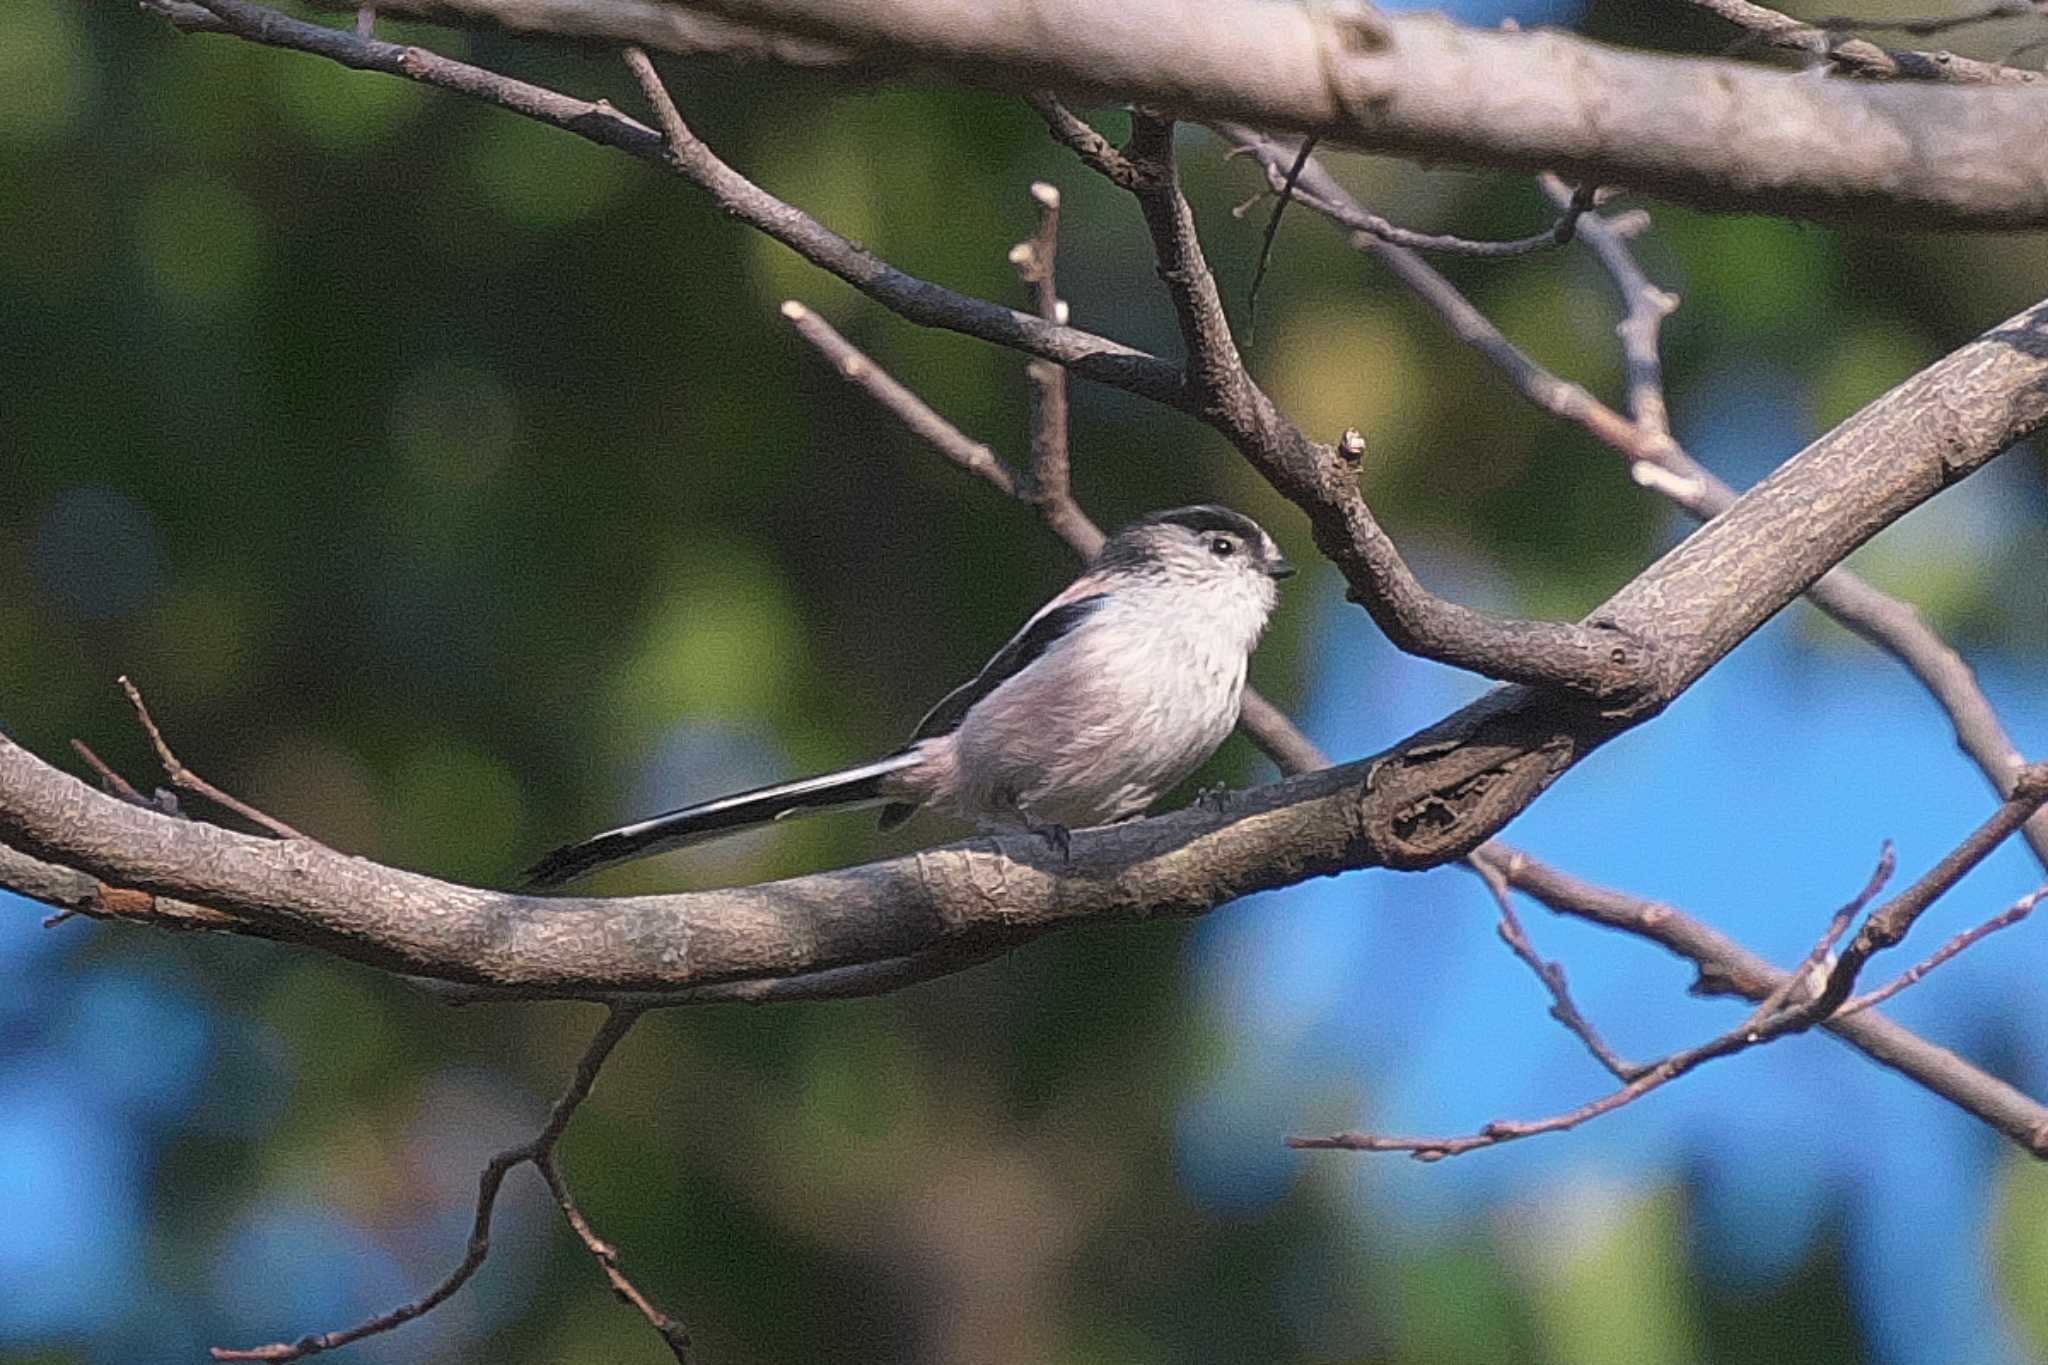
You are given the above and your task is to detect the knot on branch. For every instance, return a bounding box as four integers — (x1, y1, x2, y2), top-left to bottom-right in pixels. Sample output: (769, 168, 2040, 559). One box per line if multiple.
(1364, 732, 1577, 869)
(1579, 618, 1663, 719)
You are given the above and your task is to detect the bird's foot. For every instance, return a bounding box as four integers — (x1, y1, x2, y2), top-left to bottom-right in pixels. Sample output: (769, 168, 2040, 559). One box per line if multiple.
(1034, 821, 1073, 860)
(1196, 783, 1235, 814)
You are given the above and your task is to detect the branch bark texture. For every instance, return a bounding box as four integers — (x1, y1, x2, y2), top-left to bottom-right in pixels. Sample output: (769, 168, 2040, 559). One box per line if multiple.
(7, 297, 2048, 994)
(328, 0, 2048, 227)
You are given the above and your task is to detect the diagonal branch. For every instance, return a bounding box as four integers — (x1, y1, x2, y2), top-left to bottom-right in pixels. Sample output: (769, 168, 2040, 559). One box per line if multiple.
(1302, 788, 2048, 1160)
(1224, 127, 2048, 873)
(1086, 107, 1659, 709)
(211, 1008, 686, 1361)
(1487, 844, 2048, 1155)
(1471, 855, 1644, 1082)
(119, 675, 314, 842)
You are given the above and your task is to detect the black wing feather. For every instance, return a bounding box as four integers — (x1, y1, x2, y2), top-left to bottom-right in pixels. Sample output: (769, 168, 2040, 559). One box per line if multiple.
(877, 592, 1108, 830)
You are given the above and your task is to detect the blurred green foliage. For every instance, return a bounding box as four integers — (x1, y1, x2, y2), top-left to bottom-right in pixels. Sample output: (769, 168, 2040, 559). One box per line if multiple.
(6, 0, 2048, 1361)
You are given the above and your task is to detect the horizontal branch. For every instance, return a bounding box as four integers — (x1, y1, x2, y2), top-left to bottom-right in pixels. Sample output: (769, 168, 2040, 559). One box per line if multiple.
(323, 0, 2048, 227)
(8, 281, 2048, 989)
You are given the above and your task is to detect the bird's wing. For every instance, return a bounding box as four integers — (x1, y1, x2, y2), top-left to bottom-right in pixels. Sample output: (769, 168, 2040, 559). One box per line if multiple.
(903, 587, 1111, 744)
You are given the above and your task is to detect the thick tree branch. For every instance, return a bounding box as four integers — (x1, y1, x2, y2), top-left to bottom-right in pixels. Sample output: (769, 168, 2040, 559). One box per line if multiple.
(8, 301, 2048, 995)
(304, 0, 2048, 227)
(1227, 127, 2048, 871)
(1102, 108, 1658, 708)
(23, 10, 2048, 998)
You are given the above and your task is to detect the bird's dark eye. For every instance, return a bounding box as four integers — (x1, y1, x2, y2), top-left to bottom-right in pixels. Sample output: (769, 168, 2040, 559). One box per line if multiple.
(1210, 536, 1237, 557)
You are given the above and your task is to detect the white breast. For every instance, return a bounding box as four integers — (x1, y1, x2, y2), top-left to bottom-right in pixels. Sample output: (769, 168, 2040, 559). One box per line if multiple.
(940, 576, 1270, 831)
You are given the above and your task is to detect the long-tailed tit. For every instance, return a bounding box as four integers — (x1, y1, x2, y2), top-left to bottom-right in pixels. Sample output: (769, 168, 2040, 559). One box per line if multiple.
(524, 505, 1294, 886)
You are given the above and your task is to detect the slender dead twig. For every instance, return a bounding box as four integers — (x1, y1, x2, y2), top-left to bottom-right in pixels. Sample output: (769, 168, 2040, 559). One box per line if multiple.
(1809, 762, 2048, 1017)
(1246, 134, 1315, 346)
(1471, 855, 1643, 1082)
(1299, 797, 2042, 1161)
(1683, 0, 2044, 83)
(780, 300, 1020, 496)
(1009, 181, 1100, 555)
(211, 1007, 685, 1362)
(117, 675, 311, 842)
(1841, 882, 2048, 1016)
(1233, 158, 1602, 262)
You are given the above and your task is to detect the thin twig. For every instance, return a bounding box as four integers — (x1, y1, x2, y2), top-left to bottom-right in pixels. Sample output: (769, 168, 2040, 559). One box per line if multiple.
(1300, 811, 2030, 1160)
(1840, 882, 2048, 1016)
(1246, 134, 1315, 345)
(1736, 840, 1895, 1029)
(69, 738, 152, 806)
(1233, 165, 1603, 259)
(1682, 0, 2044, 83)
(780, 300, 1021, 496)
(1809, 762, 2048, 1017)
(117, 676, 311, 841)
(1007, 180, 1100, 556)
(1471, 855, 1643, 1081)
(212, 1008, 684, 1362)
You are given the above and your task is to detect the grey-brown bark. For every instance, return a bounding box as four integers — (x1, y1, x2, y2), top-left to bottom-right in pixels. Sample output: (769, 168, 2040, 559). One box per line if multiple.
(310, 0, 2048, 227)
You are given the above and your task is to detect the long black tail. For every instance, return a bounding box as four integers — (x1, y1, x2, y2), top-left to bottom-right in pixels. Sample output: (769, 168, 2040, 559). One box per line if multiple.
(523, 750, 926, 888)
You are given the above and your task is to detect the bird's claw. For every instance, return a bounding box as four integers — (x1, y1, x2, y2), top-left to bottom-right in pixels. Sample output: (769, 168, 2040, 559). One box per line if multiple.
(1196, 783, 1235, 814)
(1035, 822, 1072, 860)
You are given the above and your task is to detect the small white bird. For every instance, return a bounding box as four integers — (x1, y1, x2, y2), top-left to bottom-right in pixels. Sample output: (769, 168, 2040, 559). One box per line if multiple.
(525, 506, 1293, 886)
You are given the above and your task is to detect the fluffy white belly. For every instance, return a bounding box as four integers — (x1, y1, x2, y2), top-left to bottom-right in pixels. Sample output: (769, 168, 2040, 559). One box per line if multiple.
(944, 604, 1249, 829)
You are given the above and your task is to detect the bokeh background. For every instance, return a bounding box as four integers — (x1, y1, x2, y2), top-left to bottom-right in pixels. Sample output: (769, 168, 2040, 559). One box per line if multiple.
(7, 0, 2048, 1360)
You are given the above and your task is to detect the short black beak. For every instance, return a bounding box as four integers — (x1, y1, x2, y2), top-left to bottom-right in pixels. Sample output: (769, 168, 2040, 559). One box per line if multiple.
(1268, 557, 1297, 580)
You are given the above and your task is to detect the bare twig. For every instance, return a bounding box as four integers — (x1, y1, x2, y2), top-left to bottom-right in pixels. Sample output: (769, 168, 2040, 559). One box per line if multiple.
(1841, 882, 2048, 1016)
(1736, 842, 1896, 1028)
(212, 1007, 684, 1362)
(1009, 180, 1098, 554)
(1234, 165, 1603, 260)
(1299, 803, 2036, 1160)
(117, 675, 311, 841)
(780, 300, 1021, 496)
(1682, 0, 2044, 82)
(1246, 134, 1316, 344)
(1220, 127, 2048, 872)
(69, 738, 153, 807)
(1809, 762, 2048, 1016)
(1471, 855, 1643, 1081)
